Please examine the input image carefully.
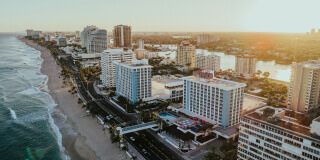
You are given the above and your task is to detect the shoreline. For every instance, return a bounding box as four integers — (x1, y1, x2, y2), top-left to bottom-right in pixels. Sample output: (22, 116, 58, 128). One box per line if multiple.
(18, 37, 126, 160)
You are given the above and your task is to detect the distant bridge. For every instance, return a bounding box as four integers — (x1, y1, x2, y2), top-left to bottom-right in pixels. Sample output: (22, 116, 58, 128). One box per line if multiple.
(117, 121, 158, 135)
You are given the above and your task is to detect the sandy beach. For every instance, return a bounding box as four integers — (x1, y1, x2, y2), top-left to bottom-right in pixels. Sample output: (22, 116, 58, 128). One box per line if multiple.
(18, 37, 127, 160)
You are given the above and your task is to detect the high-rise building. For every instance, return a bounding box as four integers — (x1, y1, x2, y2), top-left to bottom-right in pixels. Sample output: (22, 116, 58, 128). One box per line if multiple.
(235, 54, 257, 79)
(182, 70, 246, 128)
(45, 34, 52, 42)
(195, 52, 221, 72)
(175, 41, 196, 70)
(81, 26, 107, 54)
(113, 25, 132, 48)
(197, 33, 210, 44)
(311, 28, 316, 34)
(287, 61, 320, 113)
(138, 39, 144, 49)
(57, 35, 67, 46)
(101, 48, 134, 88)
(238, 106, 320, 160)
(26, 29, 34, 36)
(114, 59, 152, 104)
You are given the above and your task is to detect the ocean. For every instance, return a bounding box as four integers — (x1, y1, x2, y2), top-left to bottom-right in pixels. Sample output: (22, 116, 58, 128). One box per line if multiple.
(0, 33, 66, 160)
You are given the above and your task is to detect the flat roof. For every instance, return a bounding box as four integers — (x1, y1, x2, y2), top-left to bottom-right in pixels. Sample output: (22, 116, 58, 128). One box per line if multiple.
(244, 107, 320, 143)
(183, 76, 246, 89)
(152, 78, 183, 86)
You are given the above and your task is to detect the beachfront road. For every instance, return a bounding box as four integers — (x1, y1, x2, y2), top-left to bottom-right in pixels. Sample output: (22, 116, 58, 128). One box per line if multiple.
(54, 49, 184, 160)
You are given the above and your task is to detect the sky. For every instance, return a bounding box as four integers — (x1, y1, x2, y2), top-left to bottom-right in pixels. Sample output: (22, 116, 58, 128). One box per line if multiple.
(0, 0, 319, 33)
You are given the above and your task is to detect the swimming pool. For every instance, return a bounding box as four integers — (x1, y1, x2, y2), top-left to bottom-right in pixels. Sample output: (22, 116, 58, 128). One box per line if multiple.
(159, 112, 177, 121)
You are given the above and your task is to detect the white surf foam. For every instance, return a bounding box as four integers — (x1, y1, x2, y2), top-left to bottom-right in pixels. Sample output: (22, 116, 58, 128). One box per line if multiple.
(9, 108, 17, 120)
(17, 86, 40, 95)
(21, 39, 70, 160)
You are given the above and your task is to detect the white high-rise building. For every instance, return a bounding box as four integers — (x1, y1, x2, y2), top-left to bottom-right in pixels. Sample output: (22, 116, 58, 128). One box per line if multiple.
(114, 59, 152, 104)
(238, 106, 320, 160)
(195, 52, 221, 72)
(235, 54, 257, 79)
(182, 70, 246, 128)
(101, 48, 134, 88)
(81, 26, 107, 54)
(287, 61, 320, 113)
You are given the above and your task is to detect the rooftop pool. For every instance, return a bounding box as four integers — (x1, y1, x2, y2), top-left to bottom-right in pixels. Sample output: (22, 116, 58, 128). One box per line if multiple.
(159, 112, 177, 121)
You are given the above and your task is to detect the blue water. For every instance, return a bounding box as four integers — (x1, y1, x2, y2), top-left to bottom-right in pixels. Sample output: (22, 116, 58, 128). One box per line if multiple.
(0, 33, 65, 160)
(159, 113, 176, 121)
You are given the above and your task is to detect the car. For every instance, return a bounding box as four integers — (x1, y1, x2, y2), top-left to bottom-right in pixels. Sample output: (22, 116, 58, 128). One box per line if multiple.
(142, 149, 147, 154)
(106, 116, 110, 120)
(130, 137, 135, 141)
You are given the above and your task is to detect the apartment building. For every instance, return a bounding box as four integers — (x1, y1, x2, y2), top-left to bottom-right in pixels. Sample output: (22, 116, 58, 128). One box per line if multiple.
(81, 26, 107, 54)
(195, 53, 221, 72)
(114, 59, 152, 104)
(238, 106, 320, 160)
(113, 25, 132, 48)
(287, 61, 320, 113)
(182, 70, 246, 128)
(57, 35, 67, 46)
(101, 48, 134, 88)
(175, 41, 196, 70)
(235, 54, 257, 79)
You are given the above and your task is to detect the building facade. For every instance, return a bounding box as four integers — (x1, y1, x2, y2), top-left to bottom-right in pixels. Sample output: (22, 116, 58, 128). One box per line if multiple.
(197, 33, 210, 44)
(238, 106, 320, 160)
(195, 53, 221, 72)
(113, 25, 132, 48)
(45, 34, 52, 42)
(114, 59, 152, 104)
(26, 30, 34, 36)
(175, 41, 196, 70)
(287, 61, 320, 113)
(235, 54, 257, 79)
(81, 26, 108, 54)
(182, 70, 246, 128)
(101, 48, 134, 88)
(57, 35, 67, 46)
(152, 75, 184, 102)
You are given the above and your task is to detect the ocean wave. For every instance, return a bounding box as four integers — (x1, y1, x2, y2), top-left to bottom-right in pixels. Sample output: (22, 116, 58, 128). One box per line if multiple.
(9, 108, 17, 120)
(17, 86, 41, 95)
(19, 39, 70, 160)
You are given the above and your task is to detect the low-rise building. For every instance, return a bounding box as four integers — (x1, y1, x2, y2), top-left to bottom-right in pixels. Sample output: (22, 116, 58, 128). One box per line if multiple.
(114, 59, 152, 104)
(152, 75, 183, 102)
(238, 106, 320, 160)
(72, 52, 100, 68)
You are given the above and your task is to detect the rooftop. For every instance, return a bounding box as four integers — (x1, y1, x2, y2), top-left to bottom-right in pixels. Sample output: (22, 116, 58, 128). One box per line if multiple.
(114, 59, 152, 68)
(183, 76, 246, 89)
(244, 106, 320, 143)
(152, 78, 183, 86)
